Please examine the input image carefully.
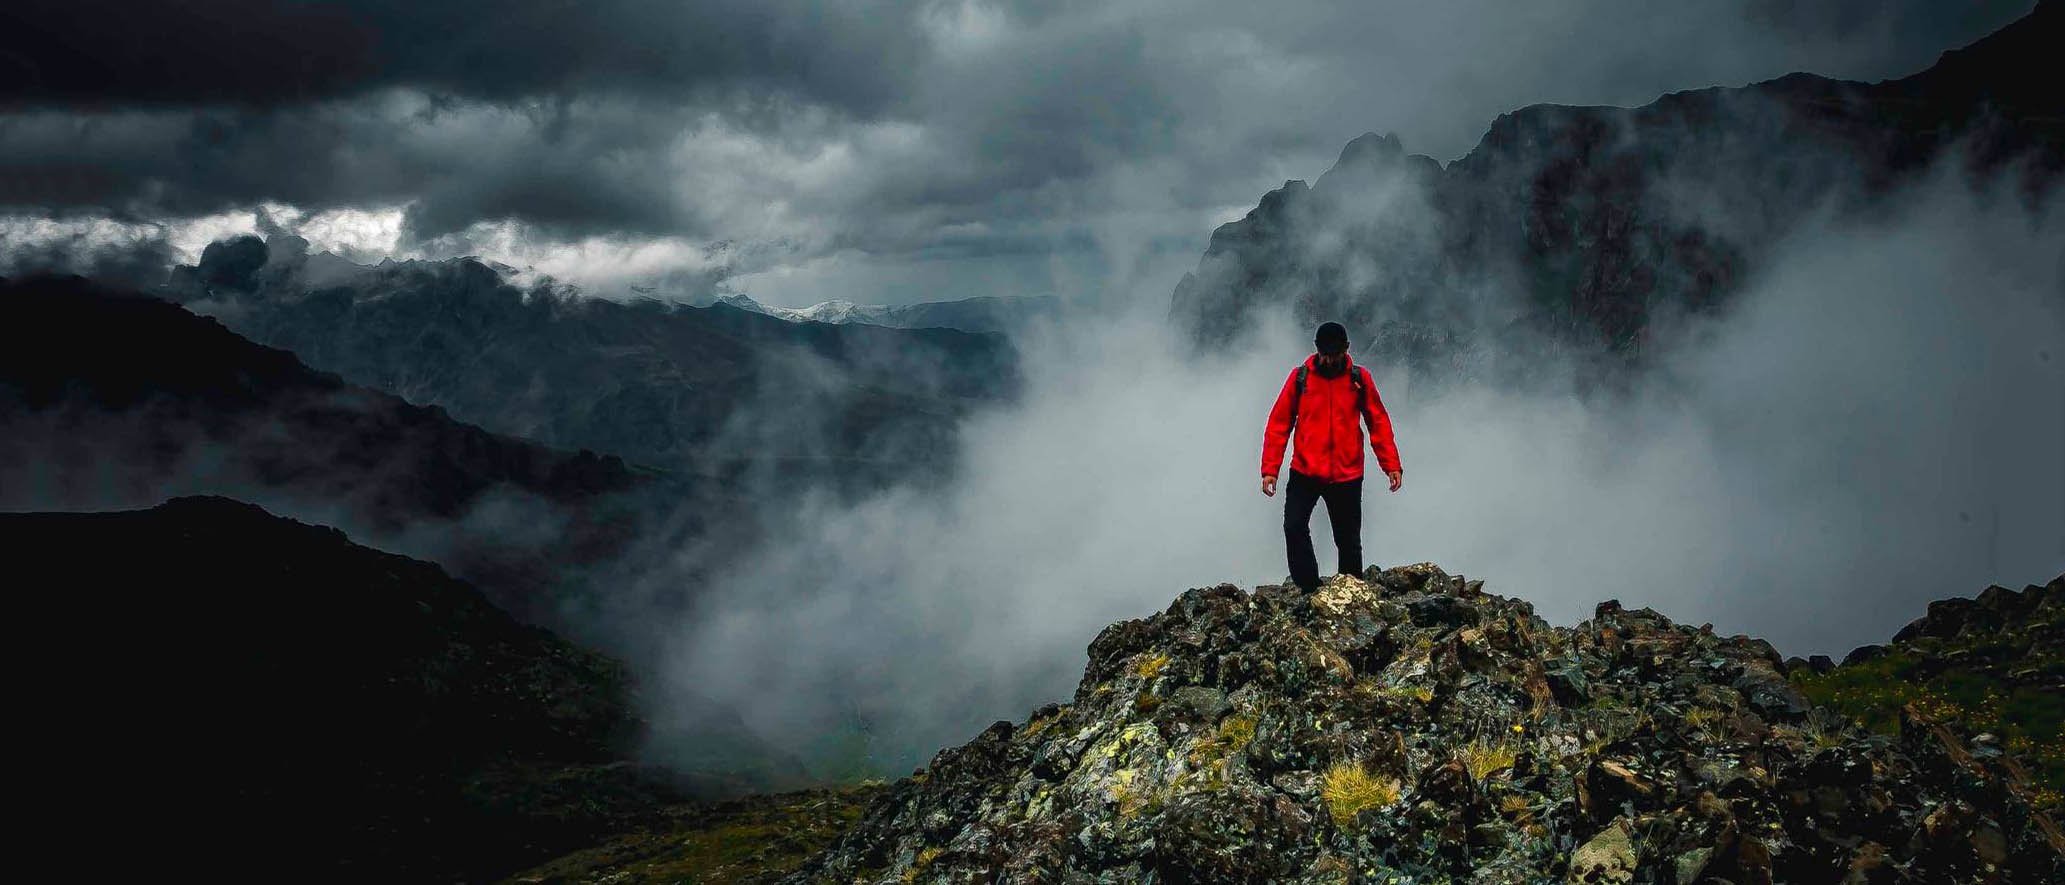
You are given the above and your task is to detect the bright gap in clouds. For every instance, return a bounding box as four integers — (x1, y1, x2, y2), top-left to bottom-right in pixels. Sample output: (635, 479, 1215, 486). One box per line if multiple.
(0, 204, 754, 299)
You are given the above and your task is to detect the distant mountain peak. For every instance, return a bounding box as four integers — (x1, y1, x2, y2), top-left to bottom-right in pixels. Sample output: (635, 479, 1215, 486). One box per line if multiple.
(1172, 1, 2062, 360)
(1335, 130, 1406, 166)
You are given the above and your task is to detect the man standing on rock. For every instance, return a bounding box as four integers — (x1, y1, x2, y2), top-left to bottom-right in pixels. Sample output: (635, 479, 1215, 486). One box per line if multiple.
(1261, 321, 1403, 593)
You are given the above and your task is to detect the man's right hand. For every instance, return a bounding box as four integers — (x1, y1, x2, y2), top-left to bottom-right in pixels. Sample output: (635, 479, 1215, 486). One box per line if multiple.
(1261, 475, 1277, 497)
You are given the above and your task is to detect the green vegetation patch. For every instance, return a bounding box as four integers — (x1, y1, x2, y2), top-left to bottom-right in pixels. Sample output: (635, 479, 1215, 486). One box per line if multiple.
(1792, 651, 2064, 813)
(504, 783, 885, 884)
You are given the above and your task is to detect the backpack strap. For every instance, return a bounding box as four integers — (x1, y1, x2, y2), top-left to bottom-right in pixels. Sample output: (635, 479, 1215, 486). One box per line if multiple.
(1351, 366, 1369, 426)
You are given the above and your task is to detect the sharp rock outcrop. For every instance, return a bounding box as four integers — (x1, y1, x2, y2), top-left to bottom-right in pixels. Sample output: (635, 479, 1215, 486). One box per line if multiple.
(791, 564, 2063, 883)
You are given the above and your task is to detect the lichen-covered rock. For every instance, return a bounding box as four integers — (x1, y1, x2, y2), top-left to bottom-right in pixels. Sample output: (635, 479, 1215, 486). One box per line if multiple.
(1568, 821, 1635, 883)
(786, 565, 2065, 883)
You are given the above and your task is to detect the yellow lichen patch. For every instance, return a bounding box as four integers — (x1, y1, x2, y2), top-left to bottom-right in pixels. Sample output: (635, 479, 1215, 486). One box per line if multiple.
(1108, 768, 1162, 820)
(1312, 576, 1377, 614)
(899, 845, 944, 883)
(1098, 722, 1159, 762)
(1321, 761, 1402, 824)
(1132, 652, 1171, 680)
(1459, 738, 1519, 781)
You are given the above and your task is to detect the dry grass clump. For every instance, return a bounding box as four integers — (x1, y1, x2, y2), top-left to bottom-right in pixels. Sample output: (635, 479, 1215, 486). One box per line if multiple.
(1459, 738, 1519, 781)
(1186, 714, 1257, 767)
(1321, 761, 1402, 824)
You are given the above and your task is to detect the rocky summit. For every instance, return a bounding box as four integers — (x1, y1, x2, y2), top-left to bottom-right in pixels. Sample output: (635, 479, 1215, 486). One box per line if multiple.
(789, 564, 2063, 883)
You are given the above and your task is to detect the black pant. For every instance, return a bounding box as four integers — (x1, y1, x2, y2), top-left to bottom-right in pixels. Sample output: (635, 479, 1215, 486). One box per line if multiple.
(1283, 469, 1363, 592)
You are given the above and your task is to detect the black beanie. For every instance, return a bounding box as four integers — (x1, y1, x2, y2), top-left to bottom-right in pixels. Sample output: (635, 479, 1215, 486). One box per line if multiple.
(1314, 321, 1348, 354)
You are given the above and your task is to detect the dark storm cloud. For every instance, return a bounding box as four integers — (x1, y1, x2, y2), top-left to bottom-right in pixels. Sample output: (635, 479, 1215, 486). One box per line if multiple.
(0, 94, 719, 239)
(1, 0, 924, 113)
(0, 1, 2040, 300)
(1745, 0, 2024, 44)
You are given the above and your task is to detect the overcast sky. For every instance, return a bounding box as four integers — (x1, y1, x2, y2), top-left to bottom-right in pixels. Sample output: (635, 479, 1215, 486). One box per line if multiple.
(0, 0, 2036, 307)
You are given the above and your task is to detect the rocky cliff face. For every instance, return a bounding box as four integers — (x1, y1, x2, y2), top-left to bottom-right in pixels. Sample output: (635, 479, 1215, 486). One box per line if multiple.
(788, 564, 2063, 883)
(1169, 2, 2062, 373)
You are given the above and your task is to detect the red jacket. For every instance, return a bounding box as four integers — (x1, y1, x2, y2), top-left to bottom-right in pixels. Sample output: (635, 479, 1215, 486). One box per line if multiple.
(1261, 353, 1401, 482)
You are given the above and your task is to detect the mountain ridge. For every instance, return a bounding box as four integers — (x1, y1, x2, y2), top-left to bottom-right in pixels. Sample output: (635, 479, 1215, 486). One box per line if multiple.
(0, 272, 749, 631)
(159, 238, 1020, 493)
(1170, 2, 2062, 367)
(772, 564, 2064, 883)
(722, 292, 1064, 335)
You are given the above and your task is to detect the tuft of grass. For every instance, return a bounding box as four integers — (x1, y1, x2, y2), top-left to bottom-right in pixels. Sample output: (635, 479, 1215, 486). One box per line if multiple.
(1577, 704, 1653, 757)
(1321, 761, 1402, 825)
(1683, 706, 1722, 737)
(1021, 705, 1066, 739)
(1497, 793, 1539, 831)
(1217, 714, 1257, 750)
(1459, 738, 1519, 781)
(1187, 714, 1257, 766)
(1799, 706, 1852, 749)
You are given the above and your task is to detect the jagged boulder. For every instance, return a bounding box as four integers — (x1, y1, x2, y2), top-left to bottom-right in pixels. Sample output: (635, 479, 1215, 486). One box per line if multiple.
(788, 564, 2064, 883)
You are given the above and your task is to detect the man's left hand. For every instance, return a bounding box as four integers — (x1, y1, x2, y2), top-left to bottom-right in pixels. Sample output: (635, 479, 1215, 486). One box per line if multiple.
(1386, 470, 1403, 492)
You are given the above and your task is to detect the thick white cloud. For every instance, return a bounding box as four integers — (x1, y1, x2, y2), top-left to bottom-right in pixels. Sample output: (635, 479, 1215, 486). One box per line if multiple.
(647, 157, 2064, 777)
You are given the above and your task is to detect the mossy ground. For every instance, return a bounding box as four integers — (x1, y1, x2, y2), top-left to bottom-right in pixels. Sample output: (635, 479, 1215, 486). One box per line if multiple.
(1791, 649, 2064, 813)
(502, 783, 885, 884)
